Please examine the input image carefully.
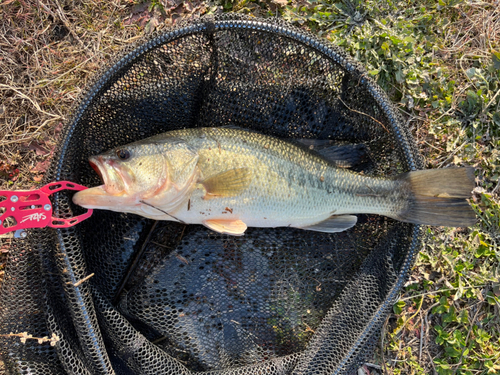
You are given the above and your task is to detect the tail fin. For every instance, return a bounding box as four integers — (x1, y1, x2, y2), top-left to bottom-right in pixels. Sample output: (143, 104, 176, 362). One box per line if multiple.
(396, 167, 477, 227)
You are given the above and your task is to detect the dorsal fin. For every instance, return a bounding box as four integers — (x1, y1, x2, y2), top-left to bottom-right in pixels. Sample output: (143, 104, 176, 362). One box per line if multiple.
(293, 139, 368, 168)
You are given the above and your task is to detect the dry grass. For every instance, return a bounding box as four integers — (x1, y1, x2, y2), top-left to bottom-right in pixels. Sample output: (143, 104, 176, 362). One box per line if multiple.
(0, 0, 141, 192)
(0, 0, 141, 257)
(0, 0, 141, 315)
(441, 1, 500, 58)
(0, 3, 135, 373)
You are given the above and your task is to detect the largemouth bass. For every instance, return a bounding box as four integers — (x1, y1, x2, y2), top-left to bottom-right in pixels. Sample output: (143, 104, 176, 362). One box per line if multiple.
(73, 127, 476, 235)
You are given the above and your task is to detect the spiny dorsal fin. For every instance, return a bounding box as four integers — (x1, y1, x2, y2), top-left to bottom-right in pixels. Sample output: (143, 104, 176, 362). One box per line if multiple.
(201, 167, 252, 199)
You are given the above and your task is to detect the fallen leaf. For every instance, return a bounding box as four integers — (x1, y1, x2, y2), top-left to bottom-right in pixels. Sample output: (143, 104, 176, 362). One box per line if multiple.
(30, 159, 51, 174)
(124, 12, 151, 26)
(131, 1, 150, 14)
(144, 16, 159, 33)
(24, 141, 50, 156)
(53, 122, 64, 137)
(272, 0, 289, 5)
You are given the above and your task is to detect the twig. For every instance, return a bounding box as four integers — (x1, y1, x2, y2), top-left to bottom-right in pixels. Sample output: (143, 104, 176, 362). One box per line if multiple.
(380, 316, 389, 375)
(422, 140, 445, 153)
(453, 302, 485, 374)
(397, 107, 429, 122)
(0, 332, 60, 346)
(427, 351, 437, 375)
(38, 53, 103, 87)
(152, 336, 167, 345)
(395, 295, 424, 335)
(419, 309, 424, 363)
(437, 141, 467, 168)
(399, 284, 486, 301)
(338, 97, 390, 133)
(68, 273, 95, 287)
(31, 118, 62, 134)
(480, 87, 500, 115)
(0, 84, 62, 120)
(39, 0, 85, 48)
(113, 221, 158, 305)
(139, 200, 186, 224)
(149, 241, 174, 249)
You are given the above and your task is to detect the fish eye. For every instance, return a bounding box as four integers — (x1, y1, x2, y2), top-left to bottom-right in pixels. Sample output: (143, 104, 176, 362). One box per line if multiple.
(116, 149, 131, 160)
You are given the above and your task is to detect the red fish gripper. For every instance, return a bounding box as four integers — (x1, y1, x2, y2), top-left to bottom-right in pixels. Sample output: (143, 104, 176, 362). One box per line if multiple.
(0, 181, 93, 237)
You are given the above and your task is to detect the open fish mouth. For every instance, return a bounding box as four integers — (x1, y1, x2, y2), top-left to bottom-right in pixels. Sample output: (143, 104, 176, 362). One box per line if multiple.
(89, 156, 126, 195)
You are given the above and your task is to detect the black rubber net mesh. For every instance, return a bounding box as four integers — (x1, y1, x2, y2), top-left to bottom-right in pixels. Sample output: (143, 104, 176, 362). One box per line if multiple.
(0, 15, 425, 375)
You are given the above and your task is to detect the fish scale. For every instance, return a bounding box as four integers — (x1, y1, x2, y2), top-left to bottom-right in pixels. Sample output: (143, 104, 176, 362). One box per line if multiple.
(172, 128, 403, 226)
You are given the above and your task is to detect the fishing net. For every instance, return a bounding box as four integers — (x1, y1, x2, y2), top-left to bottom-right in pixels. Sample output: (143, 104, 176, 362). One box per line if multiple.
(0, 15, 425, 375)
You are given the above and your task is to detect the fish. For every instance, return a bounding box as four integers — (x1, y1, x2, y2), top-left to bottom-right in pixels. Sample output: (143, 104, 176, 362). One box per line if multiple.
(73, 127, 477, 236)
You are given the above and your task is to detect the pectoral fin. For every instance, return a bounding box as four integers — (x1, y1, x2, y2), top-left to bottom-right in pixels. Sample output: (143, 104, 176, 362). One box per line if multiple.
(203, 219, 247, 236)
(201, 168, 252, 199)
(300, 215, 357, 233)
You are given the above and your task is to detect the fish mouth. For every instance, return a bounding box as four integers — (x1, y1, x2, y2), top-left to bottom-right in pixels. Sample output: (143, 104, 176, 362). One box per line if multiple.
(89, 156, 126, 195)
(89, 159, 103, 182)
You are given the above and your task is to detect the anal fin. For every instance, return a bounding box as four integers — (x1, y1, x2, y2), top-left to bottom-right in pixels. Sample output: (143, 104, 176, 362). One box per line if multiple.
(301, 215, 357, 233)
(203, 219, 247, 236)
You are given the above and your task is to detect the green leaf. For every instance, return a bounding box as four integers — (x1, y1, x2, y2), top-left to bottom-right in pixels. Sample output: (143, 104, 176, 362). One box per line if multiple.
(493, 112, 500, 126)
(486, 291, 499, 306)
(395, 68, 403, 83)
(444, 346, 462, 358)
(466, 68, 476, 79)
(393, 300, 405, 314)
(492, 50, 500, 70)
(458, 309, 469, 325)
(443, 305, 457, 323)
